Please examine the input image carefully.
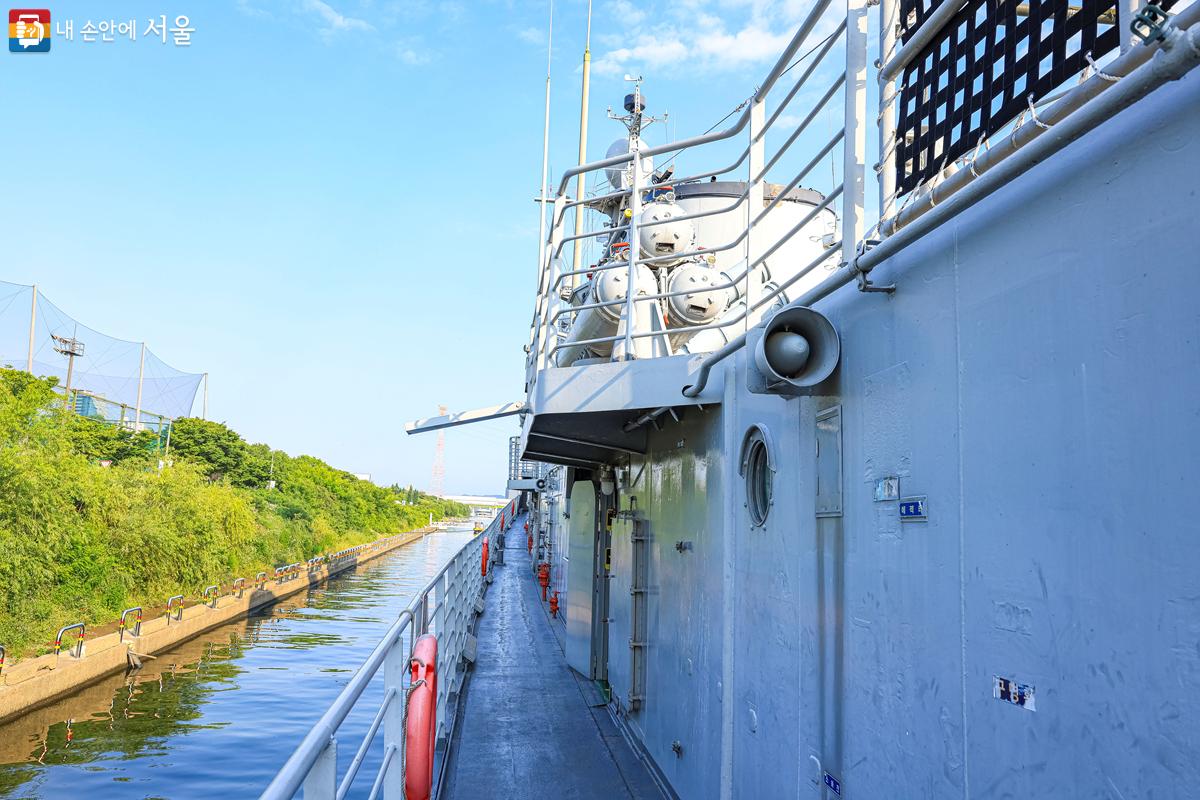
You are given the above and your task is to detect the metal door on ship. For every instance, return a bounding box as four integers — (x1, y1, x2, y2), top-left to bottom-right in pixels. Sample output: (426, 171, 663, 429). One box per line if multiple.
(565, 480, 597, 676)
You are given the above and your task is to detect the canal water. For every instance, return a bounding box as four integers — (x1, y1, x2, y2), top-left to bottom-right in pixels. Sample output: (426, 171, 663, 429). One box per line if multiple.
(0, 527, 476, 800)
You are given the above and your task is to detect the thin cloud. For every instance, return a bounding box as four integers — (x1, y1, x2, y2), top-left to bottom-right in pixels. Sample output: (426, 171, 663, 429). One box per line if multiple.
(592, 0, 820, 77)
(605, 0, 647, 26)
(516, 26, 543, 45)
(395, 38, 434, 65)
(235, 0, 272, 19)
(301, 0, 374, 35)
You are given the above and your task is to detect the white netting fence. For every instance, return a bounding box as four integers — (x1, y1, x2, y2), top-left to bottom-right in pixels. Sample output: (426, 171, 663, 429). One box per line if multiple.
(0, 280, 203, 422)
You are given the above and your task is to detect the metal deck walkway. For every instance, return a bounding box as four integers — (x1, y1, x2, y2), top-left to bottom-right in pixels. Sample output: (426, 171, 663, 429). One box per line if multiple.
(441, 516, 663, 800)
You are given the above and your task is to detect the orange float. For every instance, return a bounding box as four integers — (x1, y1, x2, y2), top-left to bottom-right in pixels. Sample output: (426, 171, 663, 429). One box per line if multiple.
(405, 634, 438, 800)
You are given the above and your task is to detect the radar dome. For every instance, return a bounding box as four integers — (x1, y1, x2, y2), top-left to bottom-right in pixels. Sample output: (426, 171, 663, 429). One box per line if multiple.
(604, 139, 654, 191)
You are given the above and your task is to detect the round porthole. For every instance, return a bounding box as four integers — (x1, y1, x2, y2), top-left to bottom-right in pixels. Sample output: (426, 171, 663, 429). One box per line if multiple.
(740, 426, 774, 527)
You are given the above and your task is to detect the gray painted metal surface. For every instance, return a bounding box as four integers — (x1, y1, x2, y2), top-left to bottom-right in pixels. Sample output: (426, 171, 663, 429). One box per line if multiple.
(440, 532, 662, 800)
(566, 480, 597, 677)
(520, 62, 1200, 800)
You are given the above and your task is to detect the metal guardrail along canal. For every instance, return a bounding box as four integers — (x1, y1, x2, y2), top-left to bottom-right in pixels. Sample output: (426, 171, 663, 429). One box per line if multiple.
(261, 501, 517, 800)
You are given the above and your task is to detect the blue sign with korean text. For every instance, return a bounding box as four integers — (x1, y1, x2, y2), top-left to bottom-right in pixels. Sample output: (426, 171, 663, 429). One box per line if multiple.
(899, 496, 927, 522)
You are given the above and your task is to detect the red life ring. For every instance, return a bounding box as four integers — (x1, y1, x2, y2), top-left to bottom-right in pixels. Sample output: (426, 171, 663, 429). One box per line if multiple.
(481, 536, 490, 577)
(405, 634, 438, 800)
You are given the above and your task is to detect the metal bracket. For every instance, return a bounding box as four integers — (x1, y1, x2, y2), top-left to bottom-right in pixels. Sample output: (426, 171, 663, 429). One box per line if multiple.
(462, 633, 478, 664)
(851, 242, 897, 294)
(1131, 1, 1170, 43)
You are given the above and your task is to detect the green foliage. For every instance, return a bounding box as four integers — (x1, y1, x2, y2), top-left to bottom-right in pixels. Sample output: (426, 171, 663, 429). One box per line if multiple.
(168, 417, 247, 481)
(0, 368, 470, 660)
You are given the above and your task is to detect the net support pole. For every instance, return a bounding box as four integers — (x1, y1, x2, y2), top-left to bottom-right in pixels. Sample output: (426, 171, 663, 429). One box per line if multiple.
(26, 285, 37, 373)
(134, 342, 146, 430)
(203, 373, 208, 419)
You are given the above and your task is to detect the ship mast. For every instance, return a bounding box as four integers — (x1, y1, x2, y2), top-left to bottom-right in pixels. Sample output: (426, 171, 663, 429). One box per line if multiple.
(568, 0, 593, 291)
(535, 0, 554, 288)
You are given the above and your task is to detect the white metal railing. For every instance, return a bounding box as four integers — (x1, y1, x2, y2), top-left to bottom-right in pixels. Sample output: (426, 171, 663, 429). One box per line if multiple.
(524, 0, 1200, 403)
(260, 499, 519, 800)
(524, 0, 865, 393)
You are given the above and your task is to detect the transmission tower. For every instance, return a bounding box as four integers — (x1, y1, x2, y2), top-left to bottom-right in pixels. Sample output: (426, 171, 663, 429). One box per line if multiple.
(430, 404, 447, 497)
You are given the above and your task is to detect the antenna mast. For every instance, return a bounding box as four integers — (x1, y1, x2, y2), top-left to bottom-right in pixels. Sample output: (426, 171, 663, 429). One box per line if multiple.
(569, 0, 593, 290)
(534, 1, 555, 287)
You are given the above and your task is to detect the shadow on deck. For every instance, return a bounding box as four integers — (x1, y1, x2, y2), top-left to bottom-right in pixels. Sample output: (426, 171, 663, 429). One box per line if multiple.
(441, 516, 663, 800)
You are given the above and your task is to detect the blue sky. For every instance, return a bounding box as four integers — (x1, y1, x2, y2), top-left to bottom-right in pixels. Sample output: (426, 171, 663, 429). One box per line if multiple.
(3, 0, 831, 494)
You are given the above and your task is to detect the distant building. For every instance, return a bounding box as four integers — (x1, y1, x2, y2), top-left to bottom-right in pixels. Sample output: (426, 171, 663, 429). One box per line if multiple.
(74, 393, 99, 417)
(441, 494, 508, 519)
(353, 473, 372, 482)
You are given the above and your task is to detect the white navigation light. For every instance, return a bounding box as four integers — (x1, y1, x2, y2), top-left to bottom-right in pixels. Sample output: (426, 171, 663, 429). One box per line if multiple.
(638, 202, 695, 267)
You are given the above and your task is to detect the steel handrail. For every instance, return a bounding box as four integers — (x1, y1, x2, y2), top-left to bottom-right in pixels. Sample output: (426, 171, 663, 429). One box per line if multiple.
(119, 607, 142, 641)
(550, 129, 844, 297)
(538, 63, 847, 347)
(260, 608, 416, 799)
(550, 239, 841, 357)
(551, 0, 838, 197)
(762, 18, 848, 136)
(54, 622, 86, 661)
(166, 595, 184, 623)
(527, 0, 852, 385)
(336, 687, 397, 800)
(546, 184, 842, 337)
(549, 21, 844, 245)
(675, 11, 1199, 398)
(261, 502, 517, 799)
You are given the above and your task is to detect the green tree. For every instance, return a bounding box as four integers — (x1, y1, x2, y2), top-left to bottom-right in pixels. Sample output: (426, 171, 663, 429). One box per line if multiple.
(168, 418, 247, 481)
(0, 367, 471, 659)
(230, 442, 274, 489)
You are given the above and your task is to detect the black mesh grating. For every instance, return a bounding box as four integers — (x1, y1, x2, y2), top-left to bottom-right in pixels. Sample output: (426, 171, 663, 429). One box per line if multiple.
(893, 0, 1128, 195)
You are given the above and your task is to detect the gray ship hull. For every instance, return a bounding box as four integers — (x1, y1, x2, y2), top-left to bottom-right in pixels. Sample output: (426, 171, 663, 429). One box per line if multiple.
(537, 71, 1200, 799)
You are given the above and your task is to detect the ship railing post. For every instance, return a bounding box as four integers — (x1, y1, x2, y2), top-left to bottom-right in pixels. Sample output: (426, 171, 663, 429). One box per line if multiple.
(382, 633, 405, 800)
(843, 0, 869, 272)
(1119, 0, 1139, 51)
(878, 0, 899, 223)
(622, 143, 642, 361)
(541, 194, 568, 372)
(418, 592, 430, 636)
(745, 94, 766, 332)
(303, 735, 337, 800)
(434, 569, 448, 742)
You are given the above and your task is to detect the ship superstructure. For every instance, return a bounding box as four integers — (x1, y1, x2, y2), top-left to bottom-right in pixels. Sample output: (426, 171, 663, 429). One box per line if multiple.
(275, 0, 1200, 797)
(507, 0, 1200, 795)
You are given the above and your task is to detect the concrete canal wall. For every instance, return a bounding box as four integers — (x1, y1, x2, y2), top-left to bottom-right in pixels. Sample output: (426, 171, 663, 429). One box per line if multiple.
(0, 527, 436, 725)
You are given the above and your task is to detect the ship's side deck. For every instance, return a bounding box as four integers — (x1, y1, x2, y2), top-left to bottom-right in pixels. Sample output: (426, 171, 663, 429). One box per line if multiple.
(441, 515, 663, 800)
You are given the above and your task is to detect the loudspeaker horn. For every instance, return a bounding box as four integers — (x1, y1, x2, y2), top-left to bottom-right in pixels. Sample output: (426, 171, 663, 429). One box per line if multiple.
(752, 305, 840, 391)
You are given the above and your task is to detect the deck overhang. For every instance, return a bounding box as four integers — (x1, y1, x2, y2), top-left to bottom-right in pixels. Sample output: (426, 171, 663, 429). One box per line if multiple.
(519, 354, 725, 467)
